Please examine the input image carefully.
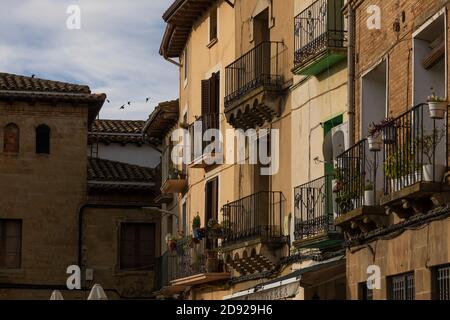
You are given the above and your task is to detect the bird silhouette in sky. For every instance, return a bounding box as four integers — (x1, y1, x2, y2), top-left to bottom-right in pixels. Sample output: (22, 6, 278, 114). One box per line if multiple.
(127, 101, 131, 106)
(106, 99, 110, 103)
(146, 97, 152, 103)
(119, 105, 125, 110)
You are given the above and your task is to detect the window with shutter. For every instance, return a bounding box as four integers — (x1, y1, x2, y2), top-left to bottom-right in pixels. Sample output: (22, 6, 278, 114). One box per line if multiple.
(120, 223, 156, 271)
(0, 220, 22, 269)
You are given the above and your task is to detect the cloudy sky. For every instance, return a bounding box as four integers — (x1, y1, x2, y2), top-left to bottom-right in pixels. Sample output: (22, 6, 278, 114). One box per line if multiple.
(0, 0, 178, 120)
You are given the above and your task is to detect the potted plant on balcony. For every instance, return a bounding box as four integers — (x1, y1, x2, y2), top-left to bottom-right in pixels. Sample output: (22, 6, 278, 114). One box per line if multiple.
(206, 218, 225, 239)
(364, 180, 375, 206)
(192, 214, 207, 241)
(165, 233, 178, 253)
(367, 124, 383, 152)
(427, 87, 448, 119)
(384, 144, 419, 191)
(416, 128, 447, 182)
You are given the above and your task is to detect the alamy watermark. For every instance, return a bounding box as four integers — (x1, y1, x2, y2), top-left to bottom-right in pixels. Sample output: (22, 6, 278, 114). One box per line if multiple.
(66, 5, 81, 30)
(170, 123, 279, 176)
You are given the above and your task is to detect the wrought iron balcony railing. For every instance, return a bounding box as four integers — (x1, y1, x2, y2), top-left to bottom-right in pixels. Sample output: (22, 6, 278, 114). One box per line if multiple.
(335, 103, 449, 216)
(225, 41, 284, 107)
(382, 103, 449, 194)
(335, 139, 368, 216)
(222, 191, 286, 246)
(294, 175, 338, 241)
(294, 0, 346, 69)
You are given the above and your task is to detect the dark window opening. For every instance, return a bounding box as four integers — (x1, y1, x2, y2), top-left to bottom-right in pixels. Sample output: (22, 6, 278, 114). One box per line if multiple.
(120, 223, 155, 271)
(209, 6, 218, 41)
(359, 282, 374, 300)
(205, 177, 219, 249)
(36, 124, 50, 154)
(0, 220, 22, 269)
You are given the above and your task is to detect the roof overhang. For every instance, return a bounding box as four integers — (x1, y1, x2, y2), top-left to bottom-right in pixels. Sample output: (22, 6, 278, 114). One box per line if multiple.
(143, 100, 179, 142)
(160, 0, 216, 58)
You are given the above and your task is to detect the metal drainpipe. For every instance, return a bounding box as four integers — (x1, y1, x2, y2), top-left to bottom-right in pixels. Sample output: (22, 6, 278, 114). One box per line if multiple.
(347, 3, 356, 147)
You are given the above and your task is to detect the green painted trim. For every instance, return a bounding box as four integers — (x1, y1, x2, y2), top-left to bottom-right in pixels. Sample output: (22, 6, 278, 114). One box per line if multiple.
(293, 51, 347, 76)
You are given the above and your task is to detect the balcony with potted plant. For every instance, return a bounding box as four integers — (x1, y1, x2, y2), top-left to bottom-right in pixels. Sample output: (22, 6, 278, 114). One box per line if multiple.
(380, 103, 450, 217)
(162, 216, 230, 294)
(334, 140, 388, 236)
(160, 161, 188, 194)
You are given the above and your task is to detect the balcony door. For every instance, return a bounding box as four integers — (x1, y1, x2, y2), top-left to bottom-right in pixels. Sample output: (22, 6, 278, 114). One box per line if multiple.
(253, 9, 270, 85)
(205, 177, 219, 249)
(253, 134, 271, 237)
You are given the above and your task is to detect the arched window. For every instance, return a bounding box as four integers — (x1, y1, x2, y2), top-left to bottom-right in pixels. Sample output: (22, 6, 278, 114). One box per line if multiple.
(3, 123, 20, 153)
(36, 124, 50, 154)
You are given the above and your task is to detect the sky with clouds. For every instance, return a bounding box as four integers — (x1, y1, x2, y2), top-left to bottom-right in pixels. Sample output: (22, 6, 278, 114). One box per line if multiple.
(0, 0, 178, 120)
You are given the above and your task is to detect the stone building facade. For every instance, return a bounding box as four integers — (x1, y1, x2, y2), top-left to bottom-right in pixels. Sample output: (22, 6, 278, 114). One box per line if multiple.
(0, 73, 161, 299)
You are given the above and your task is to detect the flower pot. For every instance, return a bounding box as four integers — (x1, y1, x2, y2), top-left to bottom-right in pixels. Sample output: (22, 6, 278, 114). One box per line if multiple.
(402, 172, 419, 187)
(364, 190, 375, 206)
(428, 101, 447, 119)
(390, 178, 400, 192)
(167, 240, 177, 253)
(368, 135, 383, 152)
(423, 164, 446, 182)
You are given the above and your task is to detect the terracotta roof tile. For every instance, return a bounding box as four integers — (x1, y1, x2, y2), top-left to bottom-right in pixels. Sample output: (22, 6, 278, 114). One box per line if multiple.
(0, 73, 106, 124)
(0, 72, 91, 94)
(87, 157, 155, 183)
(90, 119, 146, 135)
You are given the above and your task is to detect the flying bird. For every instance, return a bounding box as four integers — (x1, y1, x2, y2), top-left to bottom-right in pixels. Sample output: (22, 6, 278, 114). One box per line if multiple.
(127, 101, 131, 106)
(106, 99, 110, 103)
(146, 97, 152, 103)
(119, 105, 125, 110)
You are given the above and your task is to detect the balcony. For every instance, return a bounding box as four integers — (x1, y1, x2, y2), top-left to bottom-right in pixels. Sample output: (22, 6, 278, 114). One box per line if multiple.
(335, 103, 450, 234)
(294, 175, 342, 250)
(224, 41, 285, 130)
(221, 192, 287, 275)
(334, 140, 388, 235)
(189, 113, 221, 169)
(160, 146, 187, 194)
(380, 103, 450, 213)
(156, 238, 230, 295)
(293, 0, 346, 76)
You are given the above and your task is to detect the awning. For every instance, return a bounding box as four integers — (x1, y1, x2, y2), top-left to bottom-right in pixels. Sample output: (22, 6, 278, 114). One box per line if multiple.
(223, 255, 345, 300)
